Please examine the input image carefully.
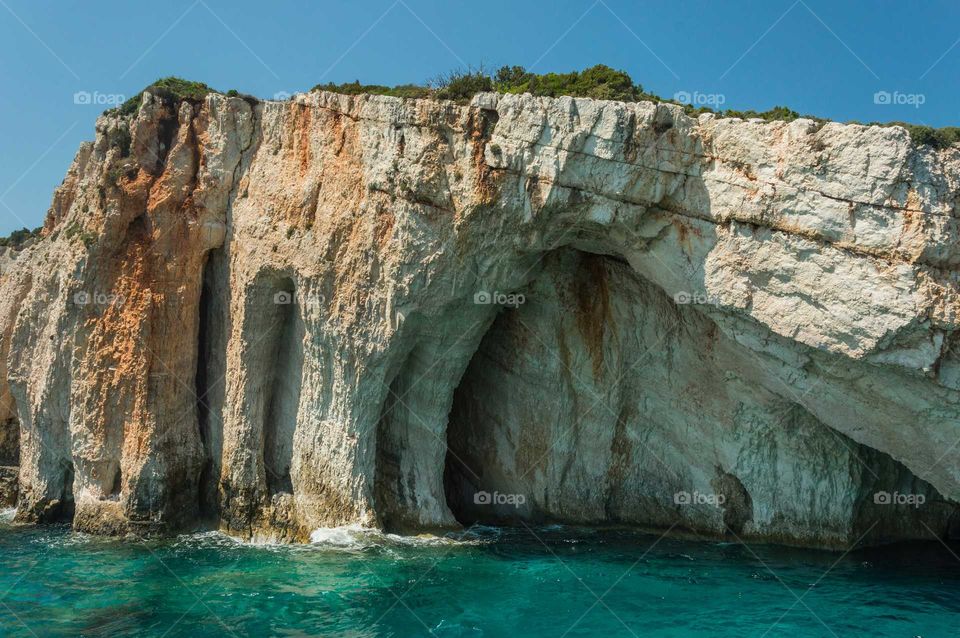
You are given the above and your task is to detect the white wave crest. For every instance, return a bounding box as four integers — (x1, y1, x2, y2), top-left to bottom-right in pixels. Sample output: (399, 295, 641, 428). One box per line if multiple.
(308, 524, 497, 550)
(309, 523, 375, 547)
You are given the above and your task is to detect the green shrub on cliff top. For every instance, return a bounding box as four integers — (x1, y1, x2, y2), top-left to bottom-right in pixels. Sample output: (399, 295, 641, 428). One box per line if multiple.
(311, 80, 431, 99)
(889, 123, 960, 149)
(0, 226, 42, 249)
(108, 71, 959, 151)
(431, 68, 493, 100)
(494, 64, 645, 102)
(116, 77, 220, 116)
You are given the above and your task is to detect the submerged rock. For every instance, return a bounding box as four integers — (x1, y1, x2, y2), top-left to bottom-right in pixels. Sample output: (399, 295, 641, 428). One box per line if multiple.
(0, 88, 957, 547)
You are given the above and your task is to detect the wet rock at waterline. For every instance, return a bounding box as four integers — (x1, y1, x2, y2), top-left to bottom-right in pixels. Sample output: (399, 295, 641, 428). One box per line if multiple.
(0, 88, 958, 547)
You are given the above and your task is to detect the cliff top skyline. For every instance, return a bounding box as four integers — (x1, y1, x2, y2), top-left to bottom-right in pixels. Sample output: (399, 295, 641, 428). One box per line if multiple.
(1, 0, 959, 235)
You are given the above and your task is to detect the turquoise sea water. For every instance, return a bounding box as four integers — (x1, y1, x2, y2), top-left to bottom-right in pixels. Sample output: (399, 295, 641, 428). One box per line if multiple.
(0, 513, 957, 637)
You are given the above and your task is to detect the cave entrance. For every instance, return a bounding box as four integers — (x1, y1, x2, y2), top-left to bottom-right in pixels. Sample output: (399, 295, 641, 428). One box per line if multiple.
(442, 287, 542, 528)
(194, 247, 232, 520)
(259, 276, 304, 496)
(0, 407, 18, 508)
(439, 247, 960, 548)
(443, 350, 488, 526)
(440, 250, 616, 527)
(59, 461, 75, 521)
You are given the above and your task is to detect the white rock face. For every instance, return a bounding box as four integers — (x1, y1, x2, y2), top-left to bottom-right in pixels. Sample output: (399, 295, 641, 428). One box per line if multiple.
(0, 89, 957, 546)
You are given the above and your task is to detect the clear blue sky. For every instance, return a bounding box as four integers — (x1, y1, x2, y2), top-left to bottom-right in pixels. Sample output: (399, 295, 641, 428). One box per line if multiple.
(1, 0, 958, 235)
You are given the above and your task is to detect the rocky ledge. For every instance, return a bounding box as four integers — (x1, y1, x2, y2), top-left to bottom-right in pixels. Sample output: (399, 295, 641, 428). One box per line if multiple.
(0, 88, 958, 547)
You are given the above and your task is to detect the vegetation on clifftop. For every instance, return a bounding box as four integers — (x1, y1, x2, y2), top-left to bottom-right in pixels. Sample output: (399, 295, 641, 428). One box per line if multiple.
(310, 80, 431, 99)
(116, 77, 220, 116)
(310, 65, 959, 149)
(888, 123, 960, 149)
(0, 226, 42, 249)
(113, 68, 958, 150)
(112, 77, 257, 117)
(493, 64, 648, 102)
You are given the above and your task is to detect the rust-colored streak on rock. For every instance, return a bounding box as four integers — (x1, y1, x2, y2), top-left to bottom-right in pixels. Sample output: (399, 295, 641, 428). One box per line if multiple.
(1, 89, 958, 547)
(469, 108, 500, 204)
(572, 253, 612, 380)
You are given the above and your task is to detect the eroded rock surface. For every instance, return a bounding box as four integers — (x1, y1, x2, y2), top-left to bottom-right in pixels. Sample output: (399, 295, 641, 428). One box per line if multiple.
(0, 89, 958, 546)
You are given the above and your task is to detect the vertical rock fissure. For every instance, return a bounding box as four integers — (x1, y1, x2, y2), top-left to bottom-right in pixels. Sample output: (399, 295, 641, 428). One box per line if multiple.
(108, 466, 122, 499)
(195, 253, 216, 518)
(263, 278, 303, 496)
(0, 409, 19, 508)
(59, 460, 75, 522)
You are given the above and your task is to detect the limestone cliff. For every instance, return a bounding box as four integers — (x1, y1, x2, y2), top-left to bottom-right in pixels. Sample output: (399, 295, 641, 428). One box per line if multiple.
(0, 88, 958, 547)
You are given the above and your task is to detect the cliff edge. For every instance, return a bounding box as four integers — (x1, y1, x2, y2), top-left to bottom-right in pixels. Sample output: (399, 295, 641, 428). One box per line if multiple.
(0, 87, 958, 547)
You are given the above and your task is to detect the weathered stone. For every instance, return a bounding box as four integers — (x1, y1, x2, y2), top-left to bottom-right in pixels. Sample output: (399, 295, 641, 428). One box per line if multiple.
(0, 89, 957, 547)
(0, 466, 16, 508)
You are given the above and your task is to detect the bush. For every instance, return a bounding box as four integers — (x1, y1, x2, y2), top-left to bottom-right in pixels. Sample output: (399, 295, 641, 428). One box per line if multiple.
(0, 226, 42, 248)
(432, 68, 493, 101)
(106, 124, 132, 157)
(116, 77, 220, 116)
(723, 105, 809, 123)
(495, 64, 643, 102)
(107, 71, 960, 152)
(887, 123, 960, 149)
(311, 80, 431, 99)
